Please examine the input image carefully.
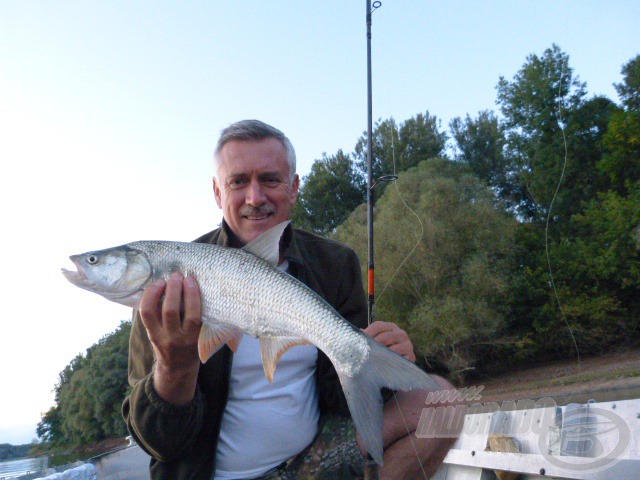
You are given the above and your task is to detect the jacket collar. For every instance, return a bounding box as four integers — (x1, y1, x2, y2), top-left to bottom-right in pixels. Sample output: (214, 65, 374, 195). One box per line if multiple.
(215, 219, 245, 249)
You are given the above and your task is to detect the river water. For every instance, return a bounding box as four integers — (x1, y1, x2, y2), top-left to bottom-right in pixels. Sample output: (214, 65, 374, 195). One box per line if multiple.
(0, 457, 48, 479)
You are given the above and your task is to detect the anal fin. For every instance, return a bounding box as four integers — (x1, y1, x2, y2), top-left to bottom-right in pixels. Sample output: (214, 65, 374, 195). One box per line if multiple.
(260, 335, 310, 383)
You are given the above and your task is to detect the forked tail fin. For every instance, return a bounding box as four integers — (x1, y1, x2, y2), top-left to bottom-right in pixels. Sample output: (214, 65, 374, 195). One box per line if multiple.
(337, 336, 443, 465)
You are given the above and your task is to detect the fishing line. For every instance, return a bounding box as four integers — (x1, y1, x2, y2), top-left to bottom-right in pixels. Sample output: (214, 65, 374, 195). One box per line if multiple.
(372, 82, 430, 480)
(386, 127, 431, 480)
(383, 170, 431, 480)
(374, 123, 425, 306)
(543, 8, 581, 370)
(393, 392, 430, 480)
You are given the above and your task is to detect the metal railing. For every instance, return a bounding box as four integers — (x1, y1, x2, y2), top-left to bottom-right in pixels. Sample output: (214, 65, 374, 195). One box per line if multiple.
(431, 398, 640, 479)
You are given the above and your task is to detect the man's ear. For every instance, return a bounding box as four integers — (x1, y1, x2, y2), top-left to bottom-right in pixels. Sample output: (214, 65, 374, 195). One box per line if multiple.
(290, 174, 300, 204)
(213, 176, 223, 209)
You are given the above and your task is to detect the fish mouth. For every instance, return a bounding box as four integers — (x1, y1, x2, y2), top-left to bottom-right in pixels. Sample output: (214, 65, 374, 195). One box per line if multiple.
(61, 256, 91, 287)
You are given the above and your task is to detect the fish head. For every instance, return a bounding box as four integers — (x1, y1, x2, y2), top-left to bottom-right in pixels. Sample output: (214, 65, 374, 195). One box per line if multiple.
(62, 245, 152, 309)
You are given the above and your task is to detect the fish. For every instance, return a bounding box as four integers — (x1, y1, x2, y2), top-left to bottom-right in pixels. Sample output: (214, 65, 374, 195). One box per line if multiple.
(61, 221, 442, 465)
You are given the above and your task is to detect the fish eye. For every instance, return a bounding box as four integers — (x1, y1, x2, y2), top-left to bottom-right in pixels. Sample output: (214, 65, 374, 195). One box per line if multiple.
(87, 254, 99, 265)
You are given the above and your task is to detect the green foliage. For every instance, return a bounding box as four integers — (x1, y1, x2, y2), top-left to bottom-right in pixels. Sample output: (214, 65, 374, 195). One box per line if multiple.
(0, 443, 33, 461)
(292, 150, 365, 235)
(453, 47, 618, 226)
(294, 48, 640, 377)
(451, 110, 507, 187)
(450, 110, 513, 207)
(36, 405, 62, 444)
(353, 113, 448, 196)
(334, 159, 517, 379)
(512, 185, 640, 358)
(485, 50, 640, 365)
(38, 321, 131, 446)
(598, 108, 640, 195)
(557, 96, 618, 215)
(294, 112, 447, 234)
(615, 54, 640, 111)
(496, 44, 592, 220)
(301, 48, 640, 378)
(497, 44, 586, 137)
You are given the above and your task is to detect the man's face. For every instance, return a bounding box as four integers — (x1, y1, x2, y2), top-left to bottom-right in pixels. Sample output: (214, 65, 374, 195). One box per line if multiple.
(213, 138, 299, 245)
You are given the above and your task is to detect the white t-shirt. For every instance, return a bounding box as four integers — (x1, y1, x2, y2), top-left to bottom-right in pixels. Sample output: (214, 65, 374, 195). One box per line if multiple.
(214, 263, 320, 479)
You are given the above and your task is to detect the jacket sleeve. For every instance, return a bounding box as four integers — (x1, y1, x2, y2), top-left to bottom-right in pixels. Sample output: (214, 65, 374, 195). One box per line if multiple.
(122, 310, 205, 462)
(316, 248, 368, 415)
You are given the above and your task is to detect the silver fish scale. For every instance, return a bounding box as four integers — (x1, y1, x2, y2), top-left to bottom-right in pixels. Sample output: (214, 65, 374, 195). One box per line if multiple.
(128, 240, 371, 377)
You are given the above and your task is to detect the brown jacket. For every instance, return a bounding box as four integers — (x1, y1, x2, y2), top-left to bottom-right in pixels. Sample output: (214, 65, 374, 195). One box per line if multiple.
(122, 222, 368, 479)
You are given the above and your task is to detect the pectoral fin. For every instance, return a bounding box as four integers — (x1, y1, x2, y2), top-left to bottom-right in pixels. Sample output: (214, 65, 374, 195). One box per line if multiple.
(260, 335, 310, 383)
(198, 323, 243, 363)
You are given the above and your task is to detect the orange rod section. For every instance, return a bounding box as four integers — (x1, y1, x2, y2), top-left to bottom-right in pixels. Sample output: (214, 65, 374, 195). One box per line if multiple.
(368, 268, 375, 296)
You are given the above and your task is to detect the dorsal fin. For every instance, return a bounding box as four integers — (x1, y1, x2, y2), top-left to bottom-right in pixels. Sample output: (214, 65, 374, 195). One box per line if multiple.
(242, 221, 290, 267)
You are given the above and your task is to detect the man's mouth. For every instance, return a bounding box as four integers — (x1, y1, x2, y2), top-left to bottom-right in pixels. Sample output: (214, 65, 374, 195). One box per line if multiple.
(241, 208, 275, 221)
(244, 213, 272, 221)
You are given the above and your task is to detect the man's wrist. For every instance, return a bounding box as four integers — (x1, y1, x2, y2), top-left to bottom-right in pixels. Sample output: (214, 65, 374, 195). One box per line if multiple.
(153, 360, 200, 405)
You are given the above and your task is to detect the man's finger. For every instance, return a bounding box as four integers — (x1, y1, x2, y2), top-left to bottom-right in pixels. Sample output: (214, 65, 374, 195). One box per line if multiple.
(389, 343, 416, 363)
(162, 273, 184, 331)
(139, 279, 166, 332)
(371, 330, 404, 347)
(363, 320, 395, 338)
(363, 321, 417, 362)
(182, 276, 202, 336)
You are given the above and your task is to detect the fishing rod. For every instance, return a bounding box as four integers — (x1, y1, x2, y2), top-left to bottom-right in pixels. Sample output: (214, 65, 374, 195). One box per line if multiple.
(363, 8, 438, 479)
(364, 1, 381, 478)
(366, 0, 382, 327)
(366, 1, 397, 329)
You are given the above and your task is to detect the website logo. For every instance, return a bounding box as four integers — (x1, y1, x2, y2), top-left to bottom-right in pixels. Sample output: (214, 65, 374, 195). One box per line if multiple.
(541, 405, 631, 472)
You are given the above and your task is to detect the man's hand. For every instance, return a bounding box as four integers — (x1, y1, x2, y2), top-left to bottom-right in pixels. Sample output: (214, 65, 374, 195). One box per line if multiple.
(363, 321, 416, 363)
(139, 272, 203, 404)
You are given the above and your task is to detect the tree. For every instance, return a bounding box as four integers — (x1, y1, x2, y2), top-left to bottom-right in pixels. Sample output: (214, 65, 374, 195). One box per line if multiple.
(556, 95, 618, 218)
(615, 54, 640, 111)
(450, 110, 511, 205)
(334, 159, 517, 379)
(598, 108, 640, 195)
(292, 150, 365, 235)
(504, 53, 640, 359)
(599, 55, 640, 195)
(36, 406, 62, 444)
(541, 186, 640, 351)
(37, 321, 131, 446)
(353, 113, 447, 197)
(294, 112, 447, 235)
(496, 44, 589, 220)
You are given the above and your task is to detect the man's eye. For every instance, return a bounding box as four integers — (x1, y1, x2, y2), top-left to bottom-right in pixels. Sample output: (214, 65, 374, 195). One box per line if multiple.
(263, 177, 281, 186)
(229, 178, 246, 188)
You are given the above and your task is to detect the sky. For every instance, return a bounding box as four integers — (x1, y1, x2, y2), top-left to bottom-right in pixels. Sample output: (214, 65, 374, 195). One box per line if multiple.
(0, 1, 638, 445)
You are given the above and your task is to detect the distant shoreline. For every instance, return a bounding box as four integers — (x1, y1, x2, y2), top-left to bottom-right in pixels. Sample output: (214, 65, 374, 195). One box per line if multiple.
(0, 424, 39, 449)
(0, 443, 36, 462)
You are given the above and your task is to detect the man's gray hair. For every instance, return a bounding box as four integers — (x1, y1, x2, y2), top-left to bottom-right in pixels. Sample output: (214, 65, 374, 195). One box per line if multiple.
(213, 119, 296, 180)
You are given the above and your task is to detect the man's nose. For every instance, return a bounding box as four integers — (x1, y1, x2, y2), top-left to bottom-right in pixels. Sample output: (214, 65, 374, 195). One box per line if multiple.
(246, 179, 267, 206)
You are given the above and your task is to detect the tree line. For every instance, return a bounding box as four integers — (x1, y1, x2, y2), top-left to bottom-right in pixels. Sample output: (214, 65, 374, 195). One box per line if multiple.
(297, 45, 639, 377)
(0, 443, 33, 461)
(37, 45, 639, 446)
(36, 321, 130, 447)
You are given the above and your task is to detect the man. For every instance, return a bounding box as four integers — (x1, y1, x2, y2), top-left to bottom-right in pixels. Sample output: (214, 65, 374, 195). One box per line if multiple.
(123, 120, 456, 479)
